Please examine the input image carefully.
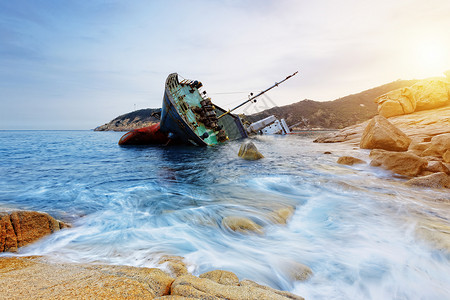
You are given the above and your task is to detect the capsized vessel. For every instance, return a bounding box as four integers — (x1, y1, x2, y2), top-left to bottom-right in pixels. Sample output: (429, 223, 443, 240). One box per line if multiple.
(119, 71, 298, 146)
(159, 73, 248, 146)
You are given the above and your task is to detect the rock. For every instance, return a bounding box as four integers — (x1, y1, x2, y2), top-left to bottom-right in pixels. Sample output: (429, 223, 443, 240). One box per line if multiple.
(360, 115, 411, 151)
(170, 274, 304, 300)
(444, 150, 450, 163)
(419, 171, 435, 177)
(406, 172, 450, 188)
(0, 256, 174, 299)
(0, 213, 18, 252)
(279, 260, 313, 281)
(238, 141, 264, 160)
(337, 156, 366, 165)
(408, 140, 431, 156)
(239, 279, 305, 300)
(421, 133, 450, 157)
(157, 255, 189, 278)
(323, 151, 332, 154)
(315, 105, 450, 144)
(0, 211, 69, 252)
(370, 149, 428, 177)
(426, 161, 450, 174)
(271, 206, 295, 225)
(222, 216, 263, 234)
(375, 87, 416, 118)
(199, 270, 240, 286)
(409, 78, 450, 111)
(313, 121, 367, 144)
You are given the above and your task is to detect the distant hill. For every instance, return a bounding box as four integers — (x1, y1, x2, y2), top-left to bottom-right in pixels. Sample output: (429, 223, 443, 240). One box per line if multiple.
(95, 79, 419, 131)
(94, 108, 160, 131)
(243, 79, 418, 129)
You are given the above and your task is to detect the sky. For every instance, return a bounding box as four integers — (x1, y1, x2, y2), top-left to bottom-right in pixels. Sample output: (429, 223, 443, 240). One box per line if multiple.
(1, 0, 450, 130)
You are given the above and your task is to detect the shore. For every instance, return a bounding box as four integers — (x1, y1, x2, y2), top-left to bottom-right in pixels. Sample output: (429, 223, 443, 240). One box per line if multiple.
(0, 255, 305, 299)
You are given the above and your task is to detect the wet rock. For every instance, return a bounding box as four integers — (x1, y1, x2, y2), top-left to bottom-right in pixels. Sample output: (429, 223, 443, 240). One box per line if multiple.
(0, 256, 174, 299)
(279, 260, 313, 281)
(222, 216, 263, 234)
(337, 156, 366, 165)
(238, 141, 264, 160)
(409, 78, 450, 111)
(375, 87, 416, 118)
(421, 133, 450, 157)
(170, 274, 304, 300)
(199, 270, 239, 286)
(426, 161, 450, 174)
(157, 255, 189, 278)
(370, 149, 428, 177)
(0, 211, 69, 252)
(415, 219, 450, 253)
(406, 172, 450, 188)
(271, 206, 295, 225)
(360, 115, 411, 151)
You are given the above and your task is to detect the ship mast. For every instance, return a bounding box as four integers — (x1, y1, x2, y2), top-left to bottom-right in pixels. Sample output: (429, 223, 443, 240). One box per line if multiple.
(217, 71, 298, 119)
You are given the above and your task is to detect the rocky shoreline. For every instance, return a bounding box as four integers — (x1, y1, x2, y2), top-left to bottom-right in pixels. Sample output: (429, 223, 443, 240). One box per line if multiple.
(1, 207, 309, 299)
(2, 74, 449, 299)
(314, 74, 450, 257)
(0, 256, 305, 299)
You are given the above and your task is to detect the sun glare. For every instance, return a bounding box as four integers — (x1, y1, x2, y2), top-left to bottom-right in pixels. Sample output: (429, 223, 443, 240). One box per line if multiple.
(414, 39, 449, 77)
(418, 43, 444, 66)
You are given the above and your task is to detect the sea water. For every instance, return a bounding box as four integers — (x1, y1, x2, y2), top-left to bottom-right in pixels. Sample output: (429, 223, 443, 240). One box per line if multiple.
(0, 130, 449, 299)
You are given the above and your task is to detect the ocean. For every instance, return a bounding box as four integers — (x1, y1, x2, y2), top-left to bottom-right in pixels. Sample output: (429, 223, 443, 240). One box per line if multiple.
(0, 130, 449, 299)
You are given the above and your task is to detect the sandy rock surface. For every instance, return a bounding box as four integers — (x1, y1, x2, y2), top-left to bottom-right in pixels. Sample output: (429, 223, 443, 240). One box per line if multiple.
(0, 256, 174, 299)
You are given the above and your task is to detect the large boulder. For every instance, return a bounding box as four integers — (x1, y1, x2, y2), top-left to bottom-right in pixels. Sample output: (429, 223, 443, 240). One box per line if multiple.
(0, 211, 69, 252)
(170, 274, 304, 300)
(406, 172, 450, 189)
(421, 133, 450, 157)
(375, 87, 416, 118)
(238, 141, 264, 160)
(360, 115, 411, 151)
(370, 149, 428, 177)
(410, 78, 450, 111)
